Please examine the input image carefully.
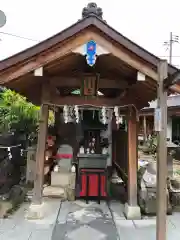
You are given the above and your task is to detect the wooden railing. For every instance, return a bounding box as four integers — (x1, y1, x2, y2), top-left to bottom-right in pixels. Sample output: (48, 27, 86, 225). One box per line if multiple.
(114, 160, 128, 183)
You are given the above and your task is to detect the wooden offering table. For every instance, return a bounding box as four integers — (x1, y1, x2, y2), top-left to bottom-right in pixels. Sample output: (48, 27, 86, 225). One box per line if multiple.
(77, 154, 108, 203)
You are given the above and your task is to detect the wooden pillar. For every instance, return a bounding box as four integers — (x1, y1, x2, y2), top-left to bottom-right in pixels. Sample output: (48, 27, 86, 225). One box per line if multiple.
(143, 115, 147, 142)
(127, 107, 138, 206)
(156, 60, 168, 240)
(33, 84, 49, 204)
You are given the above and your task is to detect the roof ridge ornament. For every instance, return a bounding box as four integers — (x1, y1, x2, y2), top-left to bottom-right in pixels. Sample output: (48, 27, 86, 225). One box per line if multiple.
(82, 2, 103, 20)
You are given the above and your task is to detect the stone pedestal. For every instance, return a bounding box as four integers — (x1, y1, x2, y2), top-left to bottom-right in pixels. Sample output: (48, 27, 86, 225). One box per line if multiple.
(51, 171, 71, 187)
(124, 203, 141, 220)
(50, 171, 76, 201)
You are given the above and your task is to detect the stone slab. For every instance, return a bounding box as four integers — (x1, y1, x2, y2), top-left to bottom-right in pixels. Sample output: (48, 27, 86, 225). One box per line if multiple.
(29, 228, 53, 240)
(110, 201, 126, 220)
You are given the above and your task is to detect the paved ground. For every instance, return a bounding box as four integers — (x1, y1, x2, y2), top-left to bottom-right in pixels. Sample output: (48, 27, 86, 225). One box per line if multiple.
(0, 199, 180, 239)
(110, 201, 180, 240)
(0, 198, 60, 240)
(52, 201, 119, 240)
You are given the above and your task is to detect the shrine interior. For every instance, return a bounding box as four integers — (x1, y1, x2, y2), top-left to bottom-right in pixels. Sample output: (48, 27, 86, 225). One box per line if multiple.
(44, 106, 127, 203)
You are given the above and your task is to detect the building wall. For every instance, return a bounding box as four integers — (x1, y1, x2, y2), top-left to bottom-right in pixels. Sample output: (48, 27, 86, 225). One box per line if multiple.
(139, 115, 173, 142)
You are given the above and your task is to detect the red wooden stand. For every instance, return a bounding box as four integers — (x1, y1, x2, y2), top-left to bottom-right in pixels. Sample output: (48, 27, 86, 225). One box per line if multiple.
(79, 168, 107, 203)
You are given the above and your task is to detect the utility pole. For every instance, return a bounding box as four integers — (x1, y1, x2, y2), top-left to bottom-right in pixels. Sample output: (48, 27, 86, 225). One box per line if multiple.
(169, 32, 173, 64)
(156, 59, 168, 240)
(164, 32, 179, 64)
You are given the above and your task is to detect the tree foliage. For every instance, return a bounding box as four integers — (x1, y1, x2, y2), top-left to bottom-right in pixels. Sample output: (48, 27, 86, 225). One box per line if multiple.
(0, 89, 54, 136)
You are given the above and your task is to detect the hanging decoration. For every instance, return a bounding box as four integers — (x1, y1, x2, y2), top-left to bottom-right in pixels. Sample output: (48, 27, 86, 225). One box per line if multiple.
(99, 107, 113, 125)
(102, 107, 106, 125)
(86, 40, 97, 66)
(119, 116, 123, 124)
(74, 105, 80, 123)
(69, 106, 74, 119)
(114, 106, 123, 125)
(63, 105, 81, 123)
(7, 147, 12, 160)
(63, 105, 69, 123)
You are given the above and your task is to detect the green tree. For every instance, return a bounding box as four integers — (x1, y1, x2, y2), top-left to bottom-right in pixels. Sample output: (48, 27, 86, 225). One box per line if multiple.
(0, 89, 54, 140)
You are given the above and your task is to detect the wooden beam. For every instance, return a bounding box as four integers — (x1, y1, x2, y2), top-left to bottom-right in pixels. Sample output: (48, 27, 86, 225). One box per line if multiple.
(46, 95, 126, 107)
(140, 108, 180, 117)
(32, 83, 49, 204)
(49, 76, 128, 89)
(139, 111, 154, 117)
(48, 83, 144, 108)
(156, 60, 168, 240)
(127, 107, 138, 206)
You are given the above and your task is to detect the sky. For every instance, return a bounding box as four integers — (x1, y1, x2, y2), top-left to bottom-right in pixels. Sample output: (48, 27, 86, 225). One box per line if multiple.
(1, 0, 180, 67)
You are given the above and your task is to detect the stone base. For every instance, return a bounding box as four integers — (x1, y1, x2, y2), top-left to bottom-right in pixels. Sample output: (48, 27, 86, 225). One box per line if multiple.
(51, 171, 76, 188)
(124, 203, 141, 220)
(26, 202, 45, 219)
(43, 186, 66, 198)
(0, 201, 13, 218)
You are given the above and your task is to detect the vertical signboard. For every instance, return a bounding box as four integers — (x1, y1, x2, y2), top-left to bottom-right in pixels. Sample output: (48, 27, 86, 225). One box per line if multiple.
(154, 108, 162, 132)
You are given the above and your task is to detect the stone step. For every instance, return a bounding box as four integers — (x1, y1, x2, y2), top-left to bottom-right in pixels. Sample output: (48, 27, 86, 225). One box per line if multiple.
(43, 186, 66, 199)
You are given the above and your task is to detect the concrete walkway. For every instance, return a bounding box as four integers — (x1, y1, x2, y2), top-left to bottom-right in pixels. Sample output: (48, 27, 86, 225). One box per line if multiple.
(52, 200, 180, 240)
(0, 199, 180, 239)
(110, 201, 180, 240)
(0, 198, 60, 240)
(52, 201, 119, 240)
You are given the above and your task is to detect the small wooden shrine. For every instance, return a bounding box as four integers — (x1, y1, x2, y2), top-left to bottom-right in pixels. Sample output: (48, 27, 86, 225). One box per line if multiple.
(0, 3, 180, 225)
